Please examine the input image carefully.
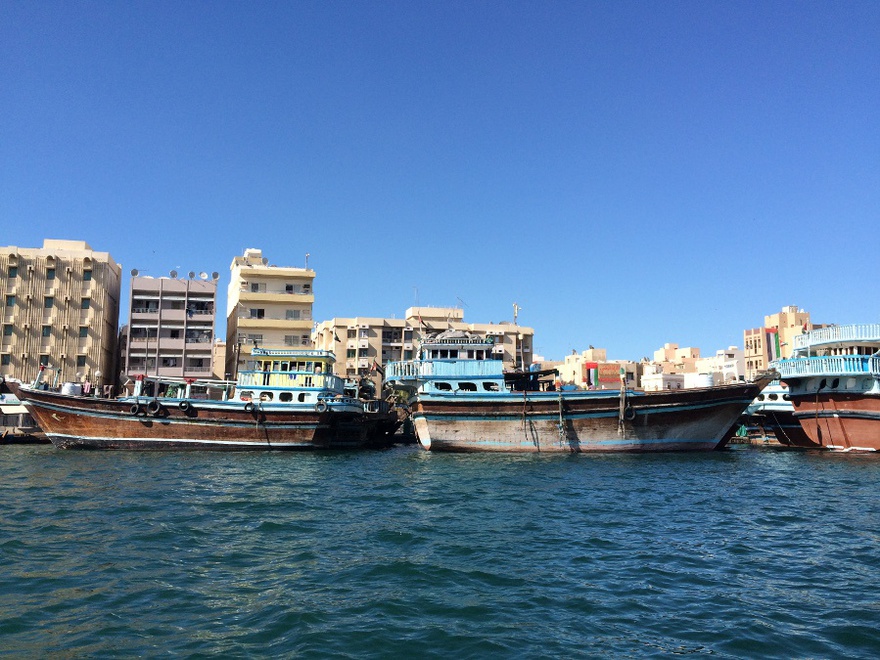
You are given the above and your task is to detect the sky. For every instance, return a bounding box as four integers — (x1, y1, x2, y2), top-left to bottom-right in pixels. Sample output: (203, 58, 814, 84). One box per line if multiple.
(2, 1, 878, 361)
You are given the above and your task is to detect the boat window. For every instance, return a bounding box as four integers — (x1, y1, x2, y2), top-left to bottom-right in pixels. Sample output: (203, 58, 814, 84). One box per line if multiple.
(846, 378, 856, 389)
(260, 392, 273, 402)
(831, 378, 840, 389)
(768, 393, 778, 401)
(449, 350, 458, 358)
(239, 391, 254, 401)
(458, 382, 477, 391)
(783, 394, 790, 401)
(757, 394, 765, 401)
(435, 382, 452, 391)
(298, 393, 307, 402)
(483, 382, 499, 392)
(279, 392, 292, 402)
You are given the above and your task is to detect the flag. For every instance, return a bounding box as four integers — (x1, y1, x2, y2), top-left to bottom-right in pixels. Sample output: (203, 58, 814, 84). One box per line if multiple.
(372, 360, 385, 376)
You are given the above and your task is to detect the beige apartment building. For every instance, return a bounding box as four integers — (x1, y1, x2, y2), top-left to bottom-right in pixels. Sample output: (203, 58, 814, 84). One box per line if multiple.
(0, 239, 121, 391)
(555, 348, 640, 389)
(120, 273, 218, 379)
(743, 305, 812, 379)
(313, 306, 534, 382)
(225, 248, 315, 377)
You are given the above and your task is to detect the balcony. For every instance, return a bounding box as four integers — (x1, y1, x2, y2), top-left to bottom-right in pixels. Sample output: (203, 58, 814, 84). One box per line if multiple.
(794, 324, 880, 350)
(237, 291, 315, 304)
(237, 317, 312, 330)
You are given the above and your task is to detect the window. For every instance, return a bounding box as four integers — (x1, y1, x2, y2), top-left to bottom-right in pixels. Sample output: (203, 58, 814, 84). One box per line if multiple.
(42, 326, 51, 338)
(79, 326, 88, 338)
(46, 268, 56, 281)
(76, 355, 86, 367)
(170, 329, 180, 339)
(347, 349, 356, 358)
(81, 298, 91, 309)
(285, 284, 294, 293)
(286, 309, 300, 320)
(1, 354, 9, 365)
(83, 270, 92, 281)
(44, 296, 54, 309)
(5, 295, 14, 308)
(284, 335, 297, 347)
(162, 357, 178, 367)
(2, 325, 11, 337)
(249, 308, 264, 319)
(40, 355, 49, 366)
(7, 266, 17, 278)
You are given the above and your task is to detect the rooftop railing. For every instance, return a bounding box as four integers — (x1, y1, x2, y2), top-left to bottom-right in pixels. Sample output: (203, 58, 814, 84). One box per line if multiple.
(773, 355, 871, 378)
(386, 359, 505, 381)
(794, 324, 880, 350)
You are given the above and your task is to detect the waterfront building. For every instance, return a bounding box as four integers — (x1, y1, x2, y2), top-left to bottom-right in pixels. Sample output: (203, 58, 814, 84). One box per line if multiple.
(643, 343, 742, 389)
(225, 248, 315, 377)
(555, 348, 639, 389)
(0, 239, 121, 392)
(313, 306, 534, 383)
(120, 272, 219, 380)
(743, 305, 812, 379)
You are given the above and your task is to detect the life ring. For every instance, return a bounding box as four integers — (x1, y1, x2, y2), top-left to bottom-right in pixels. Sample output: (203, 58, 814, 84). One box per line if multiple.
(147, 400, 162, 415)
(315, 401, 329, 414)
(179, 400, 191, 412)
(130, 403, 142, 416)
(244, 401, 255, 413)
(623, 404, 636, 421)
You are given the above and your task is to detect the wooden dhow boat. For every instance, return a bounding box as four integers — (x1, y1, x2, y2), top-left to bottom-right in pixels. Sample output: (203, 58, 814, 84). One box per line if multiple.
(12, 348, 397, 450)
(385, 330, 774, 453)
(773, 324, 880, 451)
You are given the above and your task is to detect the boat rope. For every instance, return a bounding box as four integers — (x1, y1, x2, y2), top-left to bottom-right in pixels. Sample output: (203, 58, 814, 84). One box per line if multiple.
(557, 391, 566, 441)
(618, 383, 626, 435)
(521, 389, 528, 429)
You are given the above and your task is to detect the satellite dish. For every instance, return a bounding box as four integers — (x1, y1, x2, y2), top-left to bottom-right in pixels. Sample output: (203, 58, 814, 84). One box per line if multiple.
(170, 270, 178, 279)
(130, 268, 139, 277)
(211, 271, 219, 280)
(199, 271, 208, 280)
(188, 271, 195, 279)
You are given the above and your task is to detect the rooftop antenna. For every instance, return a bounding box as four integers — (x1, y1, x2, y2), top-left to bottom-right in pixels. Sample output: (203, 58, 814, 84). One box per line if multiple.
(305, 253, 310, 269)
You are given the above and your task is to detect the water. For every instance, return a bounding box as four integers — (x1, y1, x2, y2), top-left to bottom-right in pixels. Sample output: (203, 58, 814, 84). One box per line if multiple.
(2, 445, 880, 658)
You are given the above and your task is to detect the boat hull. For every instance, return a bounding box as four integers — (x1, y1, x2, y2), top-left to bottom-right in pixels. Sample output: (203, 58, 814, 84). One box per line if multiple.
(16, 386, 375, 450)
(411, 380, 769, 453)
(790, 392, 880, 451)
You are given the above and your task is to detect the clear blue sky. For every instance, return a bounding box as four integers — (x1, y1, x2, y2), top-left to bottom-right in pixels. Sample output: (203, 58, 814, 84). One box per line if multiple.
(2, 1, 877, 361)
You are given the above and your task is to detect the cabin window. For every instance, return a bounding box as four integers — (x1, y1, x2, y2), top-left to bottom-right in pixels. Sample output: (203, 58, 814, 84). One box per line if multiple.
(846, 378, 856, 389)
(831, 378, 840, 389)
(768, 393, 778, 401)
(260, 392, 273, 402)
(239, 391, 254, 401)
(298, 393, 307, 402)
(435, 382, 452, 391)
(483, 382, 499, 392)
(783, 393, 790, 401)
(757, 394, 765, 401)
(458, 382, 477, 391)
(279, 392, 292, 402)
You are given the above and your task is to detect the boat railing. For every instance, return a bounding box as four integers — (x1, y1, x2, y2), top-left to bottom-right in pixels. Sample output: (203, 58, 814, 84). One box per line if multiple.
(773, 355, 871, 378)
(237, 370, 344, 391)
(794, 324, 880, 351)
(386, 359, 505, 381)
(871, 356, 880, 379)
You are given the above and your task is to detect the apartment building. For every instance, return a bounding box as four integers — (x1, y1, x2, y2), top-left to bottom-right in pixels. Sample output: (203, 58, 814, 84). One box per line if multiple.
(225, 248, 315, 376)
(555, 348, 640, 389)
(313, 306, 534, 382)
(744, 305, 812, 379)
(121, 272, 218, 379)
(0, 239, 121, 391)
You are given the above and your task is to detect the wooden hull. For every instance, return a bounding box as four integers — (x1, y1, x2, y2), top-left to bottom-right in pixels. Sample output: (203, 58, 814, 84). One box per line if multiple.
(16, 386, 379, 450)
(749, 409, 818, 448)
(412, 379, 770, 453)
(791, 392, 880, 451)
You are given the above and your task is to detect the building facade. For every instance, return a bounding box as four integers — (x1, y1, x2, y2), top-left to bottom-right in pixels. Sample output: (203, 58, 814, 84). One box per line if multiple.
(0, 239, 121, 391)
(555, 348, 640, 389)
(225, 248, 315, 377)
(313, 306, 534, 382)
(743, 305, 812, 379)
(121, 273, 218, 379)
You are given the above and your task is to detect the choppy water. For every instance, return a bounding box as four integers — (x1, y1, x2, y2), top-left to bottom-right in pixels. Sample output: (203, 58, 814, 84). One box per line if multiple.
(2, 444, 880, 658)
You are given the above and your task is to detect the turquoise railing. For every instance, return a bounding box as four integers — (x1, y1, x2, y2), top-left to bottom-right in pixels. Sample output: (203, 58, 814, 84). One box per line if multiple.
(237, 370, 344, 391)
(386, 359, 505, 380)
(794, 324, 880, 350)
(774, 355, 871, 378)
